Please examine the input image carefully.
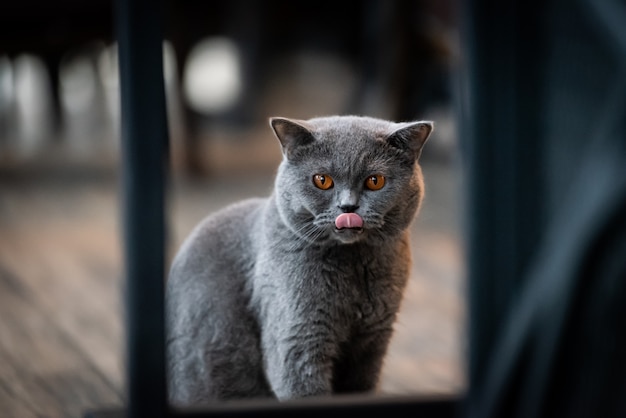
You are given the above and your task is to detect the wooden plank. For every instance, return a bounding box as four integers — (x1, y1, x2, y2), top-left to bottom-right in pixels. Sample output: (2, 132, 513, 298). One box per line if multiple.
(0, 263, 123, 417)
(0, 182, 124, 416)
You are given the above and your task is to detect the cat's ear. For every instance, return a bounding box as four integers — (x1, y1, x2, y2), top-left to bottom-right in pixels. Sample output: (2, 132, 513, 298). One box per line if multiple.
(270, 117, 315, 158)
(386, 121, 433, 159)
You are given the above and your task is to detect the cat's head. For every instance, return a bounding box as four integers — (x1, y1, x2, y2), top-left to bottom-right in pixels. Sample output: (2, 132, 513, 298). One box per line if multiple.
(270, 115, 433, 245)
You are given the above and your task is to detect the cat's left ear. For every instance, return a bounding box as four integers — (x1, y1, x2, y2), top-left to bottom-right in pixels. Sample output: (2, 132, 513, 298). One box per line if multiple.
(270, 117, 315, 158)
(386, 121, 434, 160)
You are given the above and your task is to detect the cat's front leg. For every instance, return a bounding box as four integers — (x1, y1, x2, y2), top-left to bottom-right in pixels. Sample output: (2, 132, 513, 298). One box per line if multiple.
(262, 309, 338, 400)
(333, 327, 394, 394)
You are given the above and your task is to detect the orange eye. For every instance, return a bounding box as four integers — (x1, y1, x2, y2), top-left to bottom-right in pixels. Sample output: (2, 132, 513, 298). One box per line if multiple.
(365, 174, 385, 191)
(313, 174, 334, 190)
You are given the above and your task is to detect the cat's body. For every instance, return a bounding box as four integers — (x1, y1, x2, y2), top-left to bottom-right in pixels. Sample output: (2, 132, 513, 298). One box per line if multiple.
(166, 116, 433, 405)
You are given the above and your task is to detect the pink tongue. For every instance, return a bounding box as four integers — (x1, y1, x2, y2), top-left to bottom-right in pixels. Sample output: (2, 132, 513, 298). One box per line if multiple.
(335, 213, 364, 229)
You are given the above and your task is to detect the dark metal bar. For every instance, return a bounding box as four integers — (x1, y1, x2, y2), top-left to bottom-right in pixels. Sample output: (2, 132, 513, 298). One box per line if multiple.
(86, 395, 461, 418)
(115, 0, 168, 416)
(461, 0, 626, 416)
(172, 395, 460, 418)
(460, 0, 546, 405)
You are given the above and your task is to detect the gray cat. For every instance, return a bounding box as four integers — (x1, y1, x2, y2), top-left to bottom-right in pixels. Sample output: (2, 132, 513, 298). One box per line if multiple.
(166, 115, 433, 405)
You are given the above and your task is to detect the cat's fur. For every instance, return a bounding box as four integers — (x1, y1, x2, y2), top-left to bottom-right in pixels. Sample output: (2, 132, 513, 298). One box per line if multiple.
(166, 115, 433, 405)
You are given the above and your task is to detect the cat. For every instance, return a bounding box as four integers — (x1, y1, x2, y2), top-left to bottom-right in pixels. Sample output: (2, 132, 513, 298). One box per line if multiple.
(166, 115, 433, 405)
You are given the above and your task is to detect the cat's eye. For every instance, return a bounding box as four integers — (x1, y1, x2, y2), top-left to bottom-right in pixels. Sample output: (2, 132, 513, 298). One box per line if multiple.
(313, 174, 334, 190)
(365, 174, 386, 191)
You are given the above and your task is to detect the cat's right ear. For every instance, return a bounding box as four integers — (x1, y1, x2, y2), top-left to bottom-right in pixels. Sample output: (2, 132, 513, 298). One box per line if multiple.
(270, 117, 315, 158)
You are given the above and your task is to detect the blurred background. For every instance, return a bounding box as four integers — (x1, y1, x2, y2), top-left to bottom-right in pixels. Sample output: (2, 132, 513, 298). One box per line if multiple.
(0, 1, 464, 416)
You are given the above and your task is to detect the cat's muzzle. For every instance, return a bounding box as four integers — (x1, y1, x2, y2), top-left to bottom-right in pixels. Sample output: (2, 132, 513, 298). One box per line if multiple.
(334, 213, 365, 243)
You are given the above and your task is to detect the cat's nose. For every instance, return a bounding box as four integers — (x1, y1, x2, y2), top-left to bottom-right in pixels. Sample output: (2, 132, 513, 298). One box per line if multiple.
(338, 190, 359, 212)
(339, 204, 360, 213)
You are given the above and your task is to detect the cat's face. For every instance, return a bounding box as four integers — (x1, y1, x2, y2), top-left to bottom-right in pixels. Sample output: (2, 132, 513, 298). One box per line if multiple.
(271, 116, 432, 245)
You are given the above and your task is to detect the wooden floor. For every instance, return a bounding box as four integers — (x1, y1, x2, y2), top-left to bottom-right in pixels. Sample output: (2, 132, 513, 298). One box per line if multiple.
(0, 158, 464, 417)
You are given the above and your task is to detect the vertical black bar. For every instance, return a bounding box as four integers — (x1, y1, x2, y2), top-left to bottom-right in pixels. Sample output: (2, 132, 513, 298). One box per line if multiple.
(460, 0, 626, 415)
(116, 0, 168, 416)
(460, 0, 545, 411)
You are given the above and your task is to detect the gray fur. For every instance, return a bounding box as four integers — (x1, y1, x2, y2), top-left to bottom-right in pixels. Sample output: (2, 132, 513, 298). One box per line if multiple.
(166, 115, 433, 405)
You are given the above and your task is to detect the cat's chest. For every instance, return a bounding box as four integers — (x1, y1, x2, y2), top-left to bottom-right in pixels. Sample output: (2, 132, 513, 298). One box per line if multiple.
(254, 240, 408, 327)
(302, 246, 406, 324)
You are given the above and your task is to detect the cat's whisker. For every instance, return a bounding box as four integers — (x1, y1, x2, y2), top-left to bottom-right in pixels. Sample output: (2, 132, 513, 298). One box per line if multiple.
(283, 221, 329, 249)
